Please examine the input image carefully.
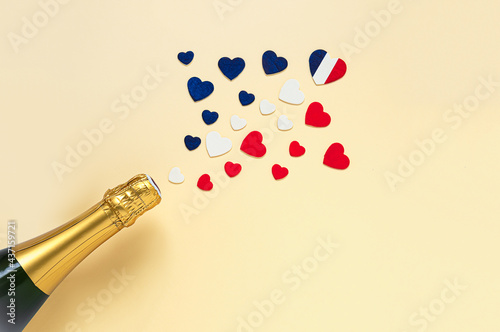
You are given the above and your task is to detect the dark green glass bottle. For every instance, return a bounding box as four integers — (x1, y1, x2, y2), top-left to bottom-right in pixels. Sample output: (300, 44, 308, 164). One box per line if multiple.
(0, 247, 49, 331)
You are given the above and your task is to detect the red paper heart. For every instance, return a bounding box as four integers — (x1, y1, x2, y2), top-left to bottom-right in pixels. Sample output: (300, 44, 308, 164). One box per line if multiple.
(240, 131, 266, 157)
(272, 164, 288, 180)
(305, 102, 331, 127)
(224, 161, 242, 177)
(197, 174, 213, 191)
(289, 141, 306, 157)
(323, 143, 350, 170)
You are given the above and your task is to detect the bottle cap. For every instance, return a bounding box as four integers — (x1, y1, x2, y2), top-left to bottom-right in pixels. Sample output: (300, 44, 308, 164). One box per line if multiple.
(103, 174, 162, 228)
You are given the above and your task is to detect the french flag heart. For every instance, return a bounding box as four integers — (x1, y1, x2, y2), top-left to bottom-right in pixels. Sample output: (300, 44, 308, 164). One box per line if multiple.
(309, 50, 347, 85)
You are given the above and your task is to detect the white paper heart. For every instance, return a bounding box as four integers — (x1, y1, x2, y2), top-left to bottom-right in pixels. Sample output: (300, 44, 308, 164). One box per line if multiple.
(206, 131, 232, 157)
(279, 79, 305, 105)
(230, 115, 247, 131)
(168, 167, 185, 184)
(259, 99, 276, 115)
(277, 115, 293, 131)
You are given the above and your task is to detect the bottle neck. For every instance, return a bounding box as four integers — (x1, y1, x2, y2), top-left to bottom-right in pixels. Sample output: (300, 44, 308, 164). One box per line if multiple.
(13, 201, 122, 295)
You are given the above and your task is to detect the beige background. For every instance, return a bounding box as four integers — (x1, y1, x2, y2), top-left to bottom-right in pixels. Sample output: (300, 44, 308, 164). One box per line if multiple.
(1, 0, 500, 331)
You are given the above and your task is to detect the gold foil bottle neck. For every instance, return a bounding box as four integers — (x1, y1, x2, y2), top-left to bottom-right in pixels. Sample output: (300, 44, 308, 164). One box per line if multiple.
(14, 174, 162, 294)
(103, 174, 162, 228)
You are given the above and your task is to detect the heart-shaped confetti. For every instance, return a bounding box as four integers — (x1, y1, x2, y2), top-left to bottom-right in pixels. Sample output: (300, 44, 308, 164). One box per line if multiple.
(279, 79, 305, 105)
(305, 102, 331, 127)
(240, 131, 266, 158)
(206, 131, 232, 157)
(309, 50, 347, 85)
(259, 99, 276, 115)
(239, 90, 255, 106)
(262, 50, 288, 75)
(277, 115, 293, 131)
(168, 167, 185, 184)
(218, 57, 245, 80)
(323, 143, 350, 169)
(224, 161, 242, 177)
(197, 174, 213, 191)
(202, 110, 219, 125)
(178, 51, 194, 65)
(177, 49, 351, 190)
(188, 77, 214, 102)
(184, 135, 201, 151)
(230, 115, 247, 131)
(272, 164, 289, 180)
(289, 141, 305, 157)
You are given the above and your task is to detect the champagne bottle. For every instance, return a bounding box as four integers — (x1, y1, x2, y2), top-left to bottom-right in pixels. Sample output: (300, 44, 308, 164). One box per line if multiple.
(0, 174, 162, 331)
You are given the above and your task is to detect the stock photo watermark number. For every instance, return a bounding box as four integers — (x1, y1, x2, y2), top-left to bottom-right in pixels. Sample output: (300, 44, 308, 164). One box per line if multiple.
(5, 220, 18, 326)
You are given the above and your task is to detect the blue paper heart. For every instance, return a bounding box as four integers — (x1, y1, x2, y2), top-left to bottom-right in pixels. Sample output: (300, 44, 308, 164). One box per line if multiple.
(218, 57, 245, 80)
(178, 51, 194, 65)
(239, 90, 255, 106)
(188, 77, 214, 102)
(262, 50, 288, 75)
(184, 135, 201, 151)
(202, 110, 219, 125)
